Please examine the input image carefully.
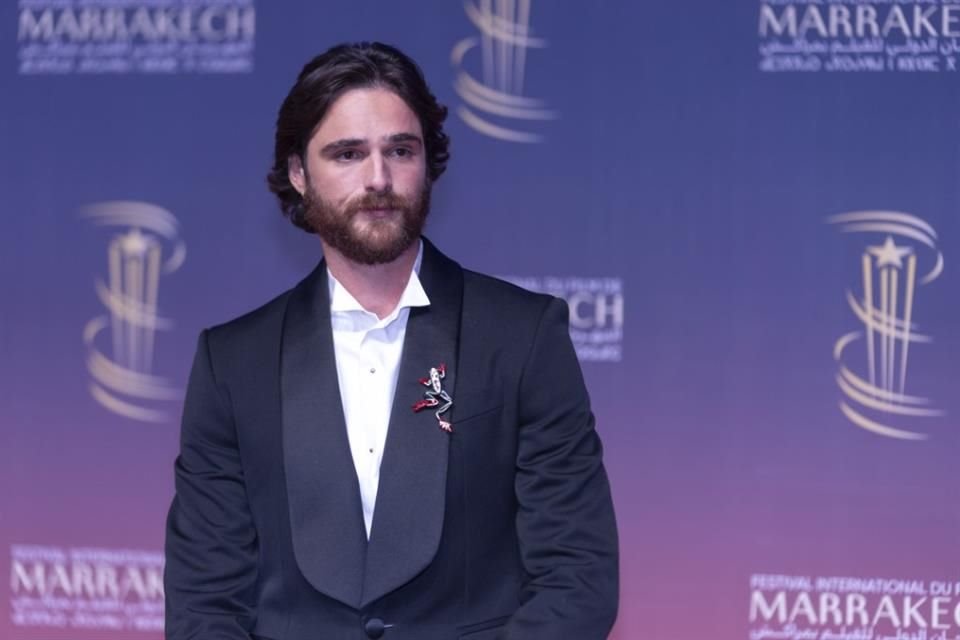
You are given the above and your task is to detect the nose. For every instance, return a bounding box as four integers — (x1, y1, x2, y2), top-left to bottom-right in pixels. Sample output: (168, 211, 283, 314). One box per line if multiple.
(364, 152, 391, 193)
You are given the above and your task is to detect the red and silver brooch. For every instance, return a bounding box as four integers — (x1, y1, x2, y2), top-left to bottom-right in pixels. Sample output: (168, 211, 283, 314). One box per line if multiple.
(412, 363, 454, 432)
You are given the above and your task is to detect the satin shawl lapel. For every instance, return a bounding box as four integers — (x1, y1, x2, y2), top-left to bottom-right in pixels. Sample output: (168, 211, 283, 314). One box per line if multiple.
(281, 263, 367, 608)
(360, 240, 463, 607)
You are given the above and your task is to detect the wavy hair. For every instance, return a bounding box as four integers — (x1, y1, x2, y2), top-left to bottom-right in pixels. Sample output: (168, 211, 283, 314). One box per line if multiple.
(266, 42, 450, 232)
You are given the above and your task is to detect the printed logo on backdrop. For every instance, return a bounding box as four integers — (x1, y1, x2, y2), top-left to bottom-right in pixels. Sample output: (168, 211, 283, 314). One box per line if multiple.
(758, 1, 960, 73)
(451, 0, 557, 143)
(501, 276, 623, 362)
(10, 545, 163, 632)
(17, 0, 255, 75)
(749, 573, 960, 640)
(828, 212, 945, 441)
(82, 202, 185, 423)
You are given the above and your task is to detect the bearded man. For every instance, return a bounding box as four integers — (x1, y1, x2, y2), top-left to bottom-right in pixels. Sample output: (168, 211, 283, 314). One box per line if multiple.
(164, 42, 618, 640)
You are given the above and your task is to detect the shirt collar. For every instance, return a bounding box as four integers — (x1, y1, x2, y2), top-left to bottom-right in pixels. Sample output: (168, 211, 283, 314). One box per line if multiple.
(327, 240, 430, 320)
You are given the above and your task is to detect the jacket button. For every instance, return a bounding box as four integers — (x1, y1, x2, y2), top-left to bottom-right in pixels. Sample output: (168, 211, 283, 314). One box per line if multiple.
(364, 617, 385, 639)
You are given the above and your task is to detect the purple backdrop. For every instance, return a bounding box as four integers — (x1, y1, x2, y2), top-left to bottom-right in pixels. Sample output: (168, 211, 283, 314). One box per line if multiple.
(3, 1, 959, 638)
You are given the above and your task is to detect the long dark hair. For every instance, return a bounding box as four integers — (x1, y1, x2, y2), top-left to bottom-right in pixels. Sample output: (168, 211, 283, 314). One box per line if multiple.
(267, 42, 450, 233)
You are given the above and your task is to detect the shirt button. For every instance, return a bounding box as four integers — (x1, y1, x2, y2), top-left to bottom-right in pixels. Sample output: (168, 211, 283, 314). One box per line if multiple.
(364, 617, 385, 639)
(369, 367, 376, 374)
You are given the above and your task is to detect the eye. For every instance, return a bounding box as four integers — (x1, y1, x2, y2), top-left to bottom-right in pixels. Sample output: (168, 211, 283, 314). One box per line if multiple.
(335, 149, 362, 161)
(390, 146, 415, 159)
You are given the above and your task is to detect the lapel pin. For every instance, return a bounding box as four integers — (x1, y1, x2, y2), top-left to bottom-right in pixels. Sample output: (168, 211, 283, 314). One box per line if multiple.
(412, 363, 454, 432)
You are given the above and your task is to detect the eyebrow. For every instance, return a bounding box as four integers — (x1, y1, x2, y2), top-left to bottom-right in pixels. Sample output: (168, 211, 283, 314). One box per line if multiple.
(386, 133, 423, 146)
(319, 132, 423, 155)
(319, 138, 365, 155)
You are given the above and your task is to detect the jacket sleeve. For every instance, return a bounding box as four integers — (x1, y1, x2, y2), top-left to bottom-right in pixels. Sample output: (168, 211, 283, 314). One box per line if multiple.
(504, 297, 620, 640)
(164, 330, 258, 640)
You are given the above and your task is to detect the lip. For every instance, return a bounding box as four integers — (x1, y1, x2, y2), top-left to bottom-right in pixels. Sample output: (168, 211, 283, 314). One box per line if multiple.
(359, 208, 398, 218)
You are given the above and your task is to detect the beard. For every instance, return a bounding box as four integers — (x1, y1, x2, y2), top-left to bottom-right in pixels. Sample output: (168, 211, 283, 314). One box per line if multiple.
(302, 183, 431, 266)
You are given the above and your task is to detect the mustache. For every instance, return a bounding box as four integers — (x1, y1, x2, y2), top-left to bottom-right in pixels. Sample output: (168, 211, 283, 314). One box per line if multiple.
(345, 191, 411, 214)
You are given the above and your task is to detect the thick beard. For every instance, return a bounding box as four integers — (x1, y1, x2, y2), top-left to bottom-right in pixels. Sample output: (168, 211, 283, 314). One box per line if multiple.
(303, 183, 430, 265)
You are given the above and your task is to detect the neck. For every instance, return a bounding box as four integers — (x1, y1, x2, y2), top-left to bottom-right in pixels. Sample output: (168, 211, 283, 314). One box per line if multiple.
(322, 240, 420, 319)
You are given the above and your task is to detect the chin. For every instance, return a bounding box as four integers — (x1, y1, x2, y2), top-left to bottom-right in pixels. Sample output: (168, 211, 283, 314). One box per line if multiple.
(355, 222, 405, 244)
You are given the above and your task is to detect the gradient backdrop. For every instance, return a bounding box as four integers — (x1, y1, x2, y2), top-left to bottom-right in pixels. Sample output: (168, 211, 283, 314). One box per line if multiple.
(3, 1, 959, 639)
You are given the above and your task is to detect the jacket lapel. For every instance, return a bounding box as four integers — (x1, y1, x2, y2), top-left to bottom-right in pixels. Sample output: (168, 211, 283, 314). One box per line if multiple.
(360, 240, 463, 607)
(281, 263, 367, 608)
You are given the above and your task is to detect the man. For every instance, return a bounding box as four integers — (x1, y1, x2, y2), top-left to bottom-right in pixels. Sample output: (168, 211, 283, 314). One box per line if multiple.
(164, 42, 618, 640)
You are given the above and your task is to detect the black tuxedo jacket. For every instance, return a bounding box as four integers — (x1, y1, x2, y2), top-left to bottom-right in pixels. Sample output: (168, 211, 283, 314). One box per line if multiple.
(164, 240, 618, 640)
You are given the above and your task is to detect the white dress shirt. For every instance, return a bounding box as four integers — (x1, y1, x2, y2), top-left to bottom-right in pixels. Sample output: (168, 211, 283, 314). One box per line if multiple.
(327, 243, 430, 539)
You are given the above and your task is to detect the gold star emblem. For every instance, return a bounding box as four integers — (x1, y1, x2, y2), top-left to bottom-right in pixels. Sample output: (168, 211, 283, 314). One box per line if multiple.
(867, 236, 913, 269)
(119, 228, 150, 256)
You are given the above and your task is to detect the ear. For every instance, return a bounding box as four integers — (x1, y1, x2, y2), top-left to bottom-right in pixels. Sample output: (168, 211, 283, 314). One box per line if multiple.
(288, 155, 306, 195)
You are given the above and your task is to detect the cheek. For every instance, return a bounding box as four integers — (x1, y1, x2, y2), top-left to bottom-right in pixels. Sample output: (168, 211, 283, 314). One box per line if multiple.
(309, 173, 356, 205)
(394, 165, 428, 193)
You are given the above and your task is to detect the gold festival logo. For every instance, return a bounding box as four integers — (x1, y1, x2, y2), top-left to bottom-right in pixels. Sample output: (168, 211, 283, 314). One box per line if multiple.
(828, 211, 945, 440)
(451, 0, 556, 143)
(82, 202, 186, 423)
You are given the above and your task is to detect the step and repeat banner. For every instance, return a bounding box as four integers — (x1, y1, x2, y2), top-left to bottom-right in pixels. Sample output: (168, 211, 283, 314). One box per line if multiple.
(3, 1, 960, 639)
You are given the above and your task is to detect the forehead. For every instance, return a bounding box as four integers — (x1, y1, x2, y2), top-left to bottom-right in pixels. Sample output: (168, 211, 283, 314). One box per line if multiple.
(311, 87, 422, 143)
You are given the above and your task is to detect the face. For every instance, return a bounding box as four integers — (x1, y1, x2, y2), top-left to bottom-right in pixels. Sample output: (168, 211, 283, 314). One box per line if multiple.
(289, 87, 430, 265)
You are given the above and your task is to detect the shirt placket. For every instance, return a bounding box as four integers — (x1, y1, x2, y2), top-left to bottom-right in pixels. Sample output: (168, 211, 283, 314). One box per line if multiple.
(358, 322, 384, 504)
